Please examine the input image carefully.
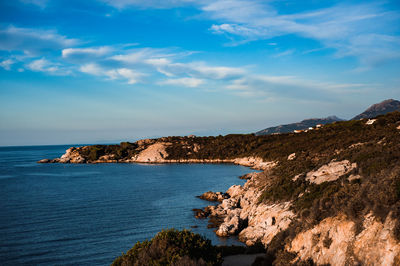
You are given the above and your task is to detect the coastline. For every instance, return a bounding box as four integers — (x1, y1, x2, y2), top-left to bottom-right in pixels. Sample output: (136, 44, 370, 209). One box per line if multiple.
(38, 113, 400, 265)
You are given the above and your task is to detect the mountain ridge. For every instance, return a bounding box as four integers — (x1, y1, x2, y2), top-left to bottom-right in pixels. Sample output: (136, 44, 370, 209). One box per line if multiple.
(256, 99, 400, 135)
(352, 99, 400, 120)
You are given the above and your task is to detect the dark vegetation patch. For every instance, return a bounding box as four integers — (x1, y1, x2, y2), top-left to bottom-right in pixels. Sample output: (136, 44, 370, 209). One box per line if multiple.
(112, 229, 222, 266)
(112, 229, 266, 266)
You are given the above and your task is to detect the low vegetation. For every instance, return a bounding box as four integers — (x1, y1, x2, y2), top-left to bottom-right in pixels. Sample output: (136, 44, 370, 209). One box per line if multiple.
(112, 229, 222, 266)
(76, 112, 400, 264)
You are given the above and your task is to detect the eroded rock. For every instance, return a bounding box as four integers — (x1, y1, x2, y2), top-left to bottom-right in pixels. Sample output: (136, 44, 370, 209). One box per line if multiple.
(239, 202, 294, 246)
(287, 213, 400, 266)
(199, 191, 229, 202)
(306, 160, 356, 184)
(131, 142, 171, 162)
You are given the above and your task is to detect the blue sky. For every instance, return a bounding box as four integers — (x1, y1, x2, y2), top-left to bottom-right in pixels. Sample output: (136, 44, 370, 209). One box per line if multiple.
(0, 0, 399, 146)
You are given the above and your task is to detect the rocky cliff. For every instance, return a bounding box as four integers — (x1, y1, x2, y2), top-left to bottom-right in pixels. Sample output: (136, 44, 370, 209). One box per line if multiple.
(40, 111, 400, 265)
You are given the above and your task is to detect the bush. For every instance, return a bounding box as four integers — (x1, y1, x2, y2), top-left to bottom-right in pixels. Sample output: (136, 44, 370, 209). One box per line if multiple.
(112, 229, 222, 266)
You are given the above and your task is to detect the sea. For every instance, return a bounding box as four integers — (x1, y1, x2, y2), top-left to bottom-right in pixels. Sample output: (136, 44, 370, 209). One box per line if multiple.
(0, 145, 251, 265)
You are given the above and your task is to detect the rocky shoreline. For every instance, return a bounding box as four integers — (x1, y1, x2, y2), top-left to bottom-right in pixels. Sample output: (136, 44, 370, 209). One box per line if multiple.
(41, 144, 400, 265)
(39, 113, 400, 265)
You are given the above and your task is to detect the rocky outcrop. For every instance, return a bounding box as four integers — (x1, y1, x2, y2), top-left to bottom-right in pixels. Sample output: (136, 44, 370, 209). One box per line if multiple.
(130, 142, 171, 163)
(38, 147, 87, 163)
(233, 157, 277, 171)
(305, 160, 356, 184)
(203, 170, 295, 247)
(198, 191, 229, 202)
(238, 202, 294, 246)
(287, 213, 400, 266)
(238, 172, 259, 180)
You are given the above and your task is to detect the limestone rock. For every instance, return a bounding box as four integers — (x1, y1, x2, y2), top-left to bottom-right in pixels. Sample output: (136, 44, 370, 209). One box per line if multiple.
(226, 185, 244, 198)
(348, 174, 362, 182)
(216, 209, 243, 237)
(131, 142, 171, 162)
(199, 191, 229, 202)
(287, 213, 400, 266)
(238, 202, 294, 246)
(37, 159, 52, 163)
(233, 157, 277, 171)
(306, 160, 356, 184)
(57, 147, 86, 163)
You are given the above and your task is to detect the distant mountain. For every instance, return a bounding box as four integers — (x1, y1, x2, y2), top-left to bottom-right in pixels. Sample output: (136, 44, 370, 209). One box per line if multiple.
(255, 116, 343, 136)
(352, 99, 400, 120)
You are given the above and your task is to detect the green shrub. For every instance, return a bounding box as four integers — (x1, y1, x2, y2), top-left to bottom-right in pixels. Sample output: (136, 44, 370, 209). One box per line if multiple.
(112, 229, 222, 266)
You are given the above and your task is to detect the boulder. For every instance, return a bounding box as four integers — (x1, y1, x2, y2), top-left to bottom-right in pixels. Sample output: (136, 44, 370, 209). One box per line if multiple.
(306, 160, 357, 184)
(199, 191, 229, 202)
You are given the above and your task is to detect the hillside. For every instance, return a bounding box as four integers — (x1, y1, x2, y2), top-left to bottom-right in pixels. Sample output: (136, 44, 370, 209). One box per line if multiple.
(255, 116, 343, 135)
(42, 111, 400, 265)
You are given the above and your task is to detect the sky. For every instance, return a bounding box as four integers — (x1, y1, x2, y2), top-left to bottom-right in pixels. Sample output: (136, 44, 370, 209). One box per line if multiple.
(0, 0, 399, 146)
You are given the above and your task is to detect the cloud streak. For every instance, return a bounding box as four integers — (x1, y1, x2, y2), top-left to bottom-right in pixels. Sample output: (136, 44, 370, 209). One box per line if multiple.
(0, 23, 378, 100)
(97, 0, 400, 68)
(0, 25, 79, 56)
(205, 1, 400, 68)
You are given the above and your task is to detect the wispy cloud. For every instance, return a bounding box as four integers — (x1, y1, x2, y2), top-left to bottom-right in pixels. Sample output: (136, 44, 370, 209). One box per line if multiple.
(26, 58, 71, 75)
(0, 25, 79, 56)
(0, 24, 378, 98)
(224, 74, 372, 101)
(99, 0, 199, 9)
(205, 1, 400, 68)
(62, 47, 113, 60)
(273, 49, 295, 58)
(160, 77, 204, 87)
(80, 63, 144, 84)
(0, 59, 15, 70)
(97, 0, 400, 68)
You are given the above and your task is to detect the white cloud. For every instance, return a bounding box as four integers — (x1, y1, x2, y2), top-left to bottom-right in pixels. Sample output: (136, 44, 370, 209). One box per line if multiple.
(223, 74, 372, 100)
(80, 63, 104, 76)
(273, 49, 295, 58)
(0, 59, 15, 70)
(189, 62, 245, 79)
(0, 26, 78, 56)
(161, 77, 204, 87)
(62, 47, 112, 59)
(80, 63, 143, 84)
(148, 60, 245, 80)
(205, 1, 400, 68)
(26, 58, 69, 75)
(97, 0, 400, 68)
(100, 0, 198, 9)
(114, 68, 142, 84)
(210, 23, 264, 39)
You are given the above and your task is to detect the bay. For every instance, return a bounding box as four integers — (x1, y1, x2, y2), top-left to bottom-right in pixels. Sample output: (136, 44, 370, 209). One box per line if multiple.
(0, 145, 250, 265)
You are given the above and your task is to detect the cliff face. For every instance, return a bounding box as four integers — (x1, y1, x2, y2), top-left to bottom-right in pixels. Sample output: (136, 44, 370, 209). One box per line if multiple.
(40, 111, 400, 265)
(202, 160, 400, 265)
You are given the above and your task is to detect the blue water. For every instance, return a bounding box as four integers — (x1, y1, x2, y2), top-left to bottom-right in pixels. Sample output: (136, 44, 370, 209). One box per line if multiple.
(0, 145, 250, 265)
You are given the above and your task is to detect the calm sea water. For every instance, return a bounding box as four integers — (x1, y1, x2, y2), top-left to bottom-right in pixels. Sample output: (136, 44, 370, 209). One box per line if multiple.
(0, 145, 250, 265)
